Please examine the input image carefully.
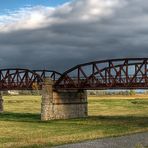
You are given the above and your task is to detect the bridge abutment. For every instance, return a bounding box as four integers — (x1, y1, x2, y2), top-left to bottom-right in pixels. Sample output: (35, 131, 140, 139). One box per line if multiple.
(41, 78, 88, 121)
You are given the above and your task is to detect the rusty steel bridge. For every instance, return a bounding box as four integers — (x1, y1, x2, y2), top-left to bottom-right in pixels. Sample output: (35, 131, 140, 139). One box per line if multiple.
(0, 58, 148, 90)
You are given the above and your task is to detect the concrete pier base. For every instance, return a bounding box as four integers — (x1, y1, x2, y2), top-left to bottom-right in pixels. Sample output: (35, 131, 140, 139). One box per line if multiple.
(41, 78, 88, 121)
(51, 90, 88, 120)
(0, 95, 3, 113)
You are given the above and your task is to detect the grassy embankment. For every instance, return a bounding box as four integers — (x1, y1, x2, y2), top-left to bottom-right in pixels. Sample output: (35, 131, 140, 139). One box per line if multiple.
(0, 95, 148, 148)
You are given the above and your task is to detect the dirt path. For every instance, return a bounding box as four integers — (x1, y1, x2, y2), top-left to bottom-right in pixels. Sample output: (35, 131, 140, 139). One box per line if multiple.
(54, 132, 148, 148)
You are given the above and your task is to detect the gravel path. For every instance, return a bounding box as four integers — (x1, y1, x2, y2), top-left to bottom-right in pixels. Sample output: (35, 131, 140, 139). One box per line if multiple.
(54, 132, 148, 148)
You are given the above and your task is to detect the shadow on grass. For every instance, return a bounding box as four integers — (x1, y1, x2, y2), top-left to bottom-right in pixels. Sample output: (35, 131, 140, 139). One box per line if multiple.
(0, 112, 40, 122)
(87, 115, 148, 121)
(0, 112, 148, 125)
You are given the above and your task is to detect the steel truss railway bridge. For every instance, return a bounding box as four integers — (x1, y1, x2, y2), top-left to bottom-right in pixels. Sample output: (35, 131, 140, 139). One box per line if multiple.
(0, 58, 147, 120)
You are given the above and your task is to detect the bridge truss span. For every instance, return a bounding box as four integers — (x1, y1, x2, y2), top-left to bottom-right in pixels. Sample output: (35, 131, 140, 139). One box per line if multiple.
(33, 70, 62, 82)
(0, 69, 62, 90)
(0, 69, 43, 90)
(55, 58, 148, 90)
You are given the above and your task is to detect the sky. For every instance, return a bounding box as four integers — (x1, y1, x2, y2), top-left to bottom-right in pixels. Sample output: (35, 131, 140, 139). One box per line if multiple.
(0, 0, 148, 72)
(0, 0, 70, 11)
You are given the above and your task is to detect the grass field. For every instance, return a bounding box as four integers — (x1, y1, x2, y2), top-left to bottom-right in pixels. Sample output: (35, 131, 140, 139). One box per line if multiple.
(0, 95, 148, 148)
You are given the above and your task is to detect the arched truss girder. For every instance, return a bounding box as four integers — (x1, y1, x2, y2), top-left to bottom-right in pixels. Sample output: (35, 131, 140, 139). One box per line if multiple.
(33, 70, 62, 81)
(55, 58, 148, 90)
(0, 69, 43, 90)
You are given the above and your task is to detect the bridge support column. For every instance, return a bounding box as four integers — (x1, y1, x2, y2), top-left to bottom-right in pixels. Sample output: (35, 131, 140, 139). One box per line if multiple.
(0, 94, 3, 113)
(41, 78, 88, 121)
(41, 78, 53, 121)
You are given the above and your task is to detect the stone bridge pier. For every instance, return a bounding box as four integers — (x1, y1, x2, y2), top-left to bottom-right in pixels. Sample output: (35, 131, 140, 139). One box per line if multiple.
(0, 94, 3, 113)
(41, 78, 88, 120)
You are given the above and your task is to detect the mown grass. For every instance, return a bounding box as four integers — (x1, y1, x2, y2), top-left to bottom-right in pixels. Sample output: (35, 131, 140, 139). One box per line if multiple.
(0, 95, 148, 148)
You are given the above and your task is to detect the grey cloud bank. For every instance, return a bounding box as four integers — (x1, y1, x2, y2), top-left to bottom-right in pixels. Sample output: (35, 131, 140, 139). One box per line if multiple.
(0, 0, 148, 72)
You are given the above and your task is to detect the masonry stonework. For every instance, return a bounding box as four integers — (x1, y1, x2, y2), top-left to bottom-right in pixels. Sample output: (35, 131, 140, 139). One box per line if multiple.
(0, 95, 3, 113)
(41, 78, 88, 121)
(41, 78, 53, 121)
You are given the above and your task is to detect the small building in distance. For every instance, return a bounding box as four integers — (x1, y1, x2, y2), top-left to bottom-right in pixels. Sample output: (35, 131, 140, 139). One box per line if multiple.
(8, 90, 19, 95)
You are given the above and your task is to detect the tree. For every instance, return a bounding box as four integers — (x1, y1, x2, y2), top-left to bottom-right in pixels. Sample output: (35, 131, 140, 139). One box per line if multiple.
(129, 90, 136, 96)
(32, 83, 40, 95)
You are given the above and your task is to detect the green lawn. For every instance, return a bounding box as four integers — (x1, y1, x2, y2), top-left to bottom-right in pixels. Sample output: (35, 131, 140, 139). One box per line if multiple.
(0, 95, 148, 148)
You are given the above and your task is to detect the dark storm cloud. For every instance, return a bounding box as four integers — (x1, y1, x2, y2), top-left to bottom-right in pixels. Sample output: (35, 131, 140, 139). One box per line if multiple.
(0, 0, 148, 72)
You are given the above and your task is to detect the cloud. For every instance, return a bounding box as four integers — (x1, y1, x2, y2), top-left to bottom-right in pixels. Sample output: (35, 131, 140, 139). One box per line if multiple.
(0, 0, 120, 32)
(0, 6, 54, 32)
(0, 0, 148, 72)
